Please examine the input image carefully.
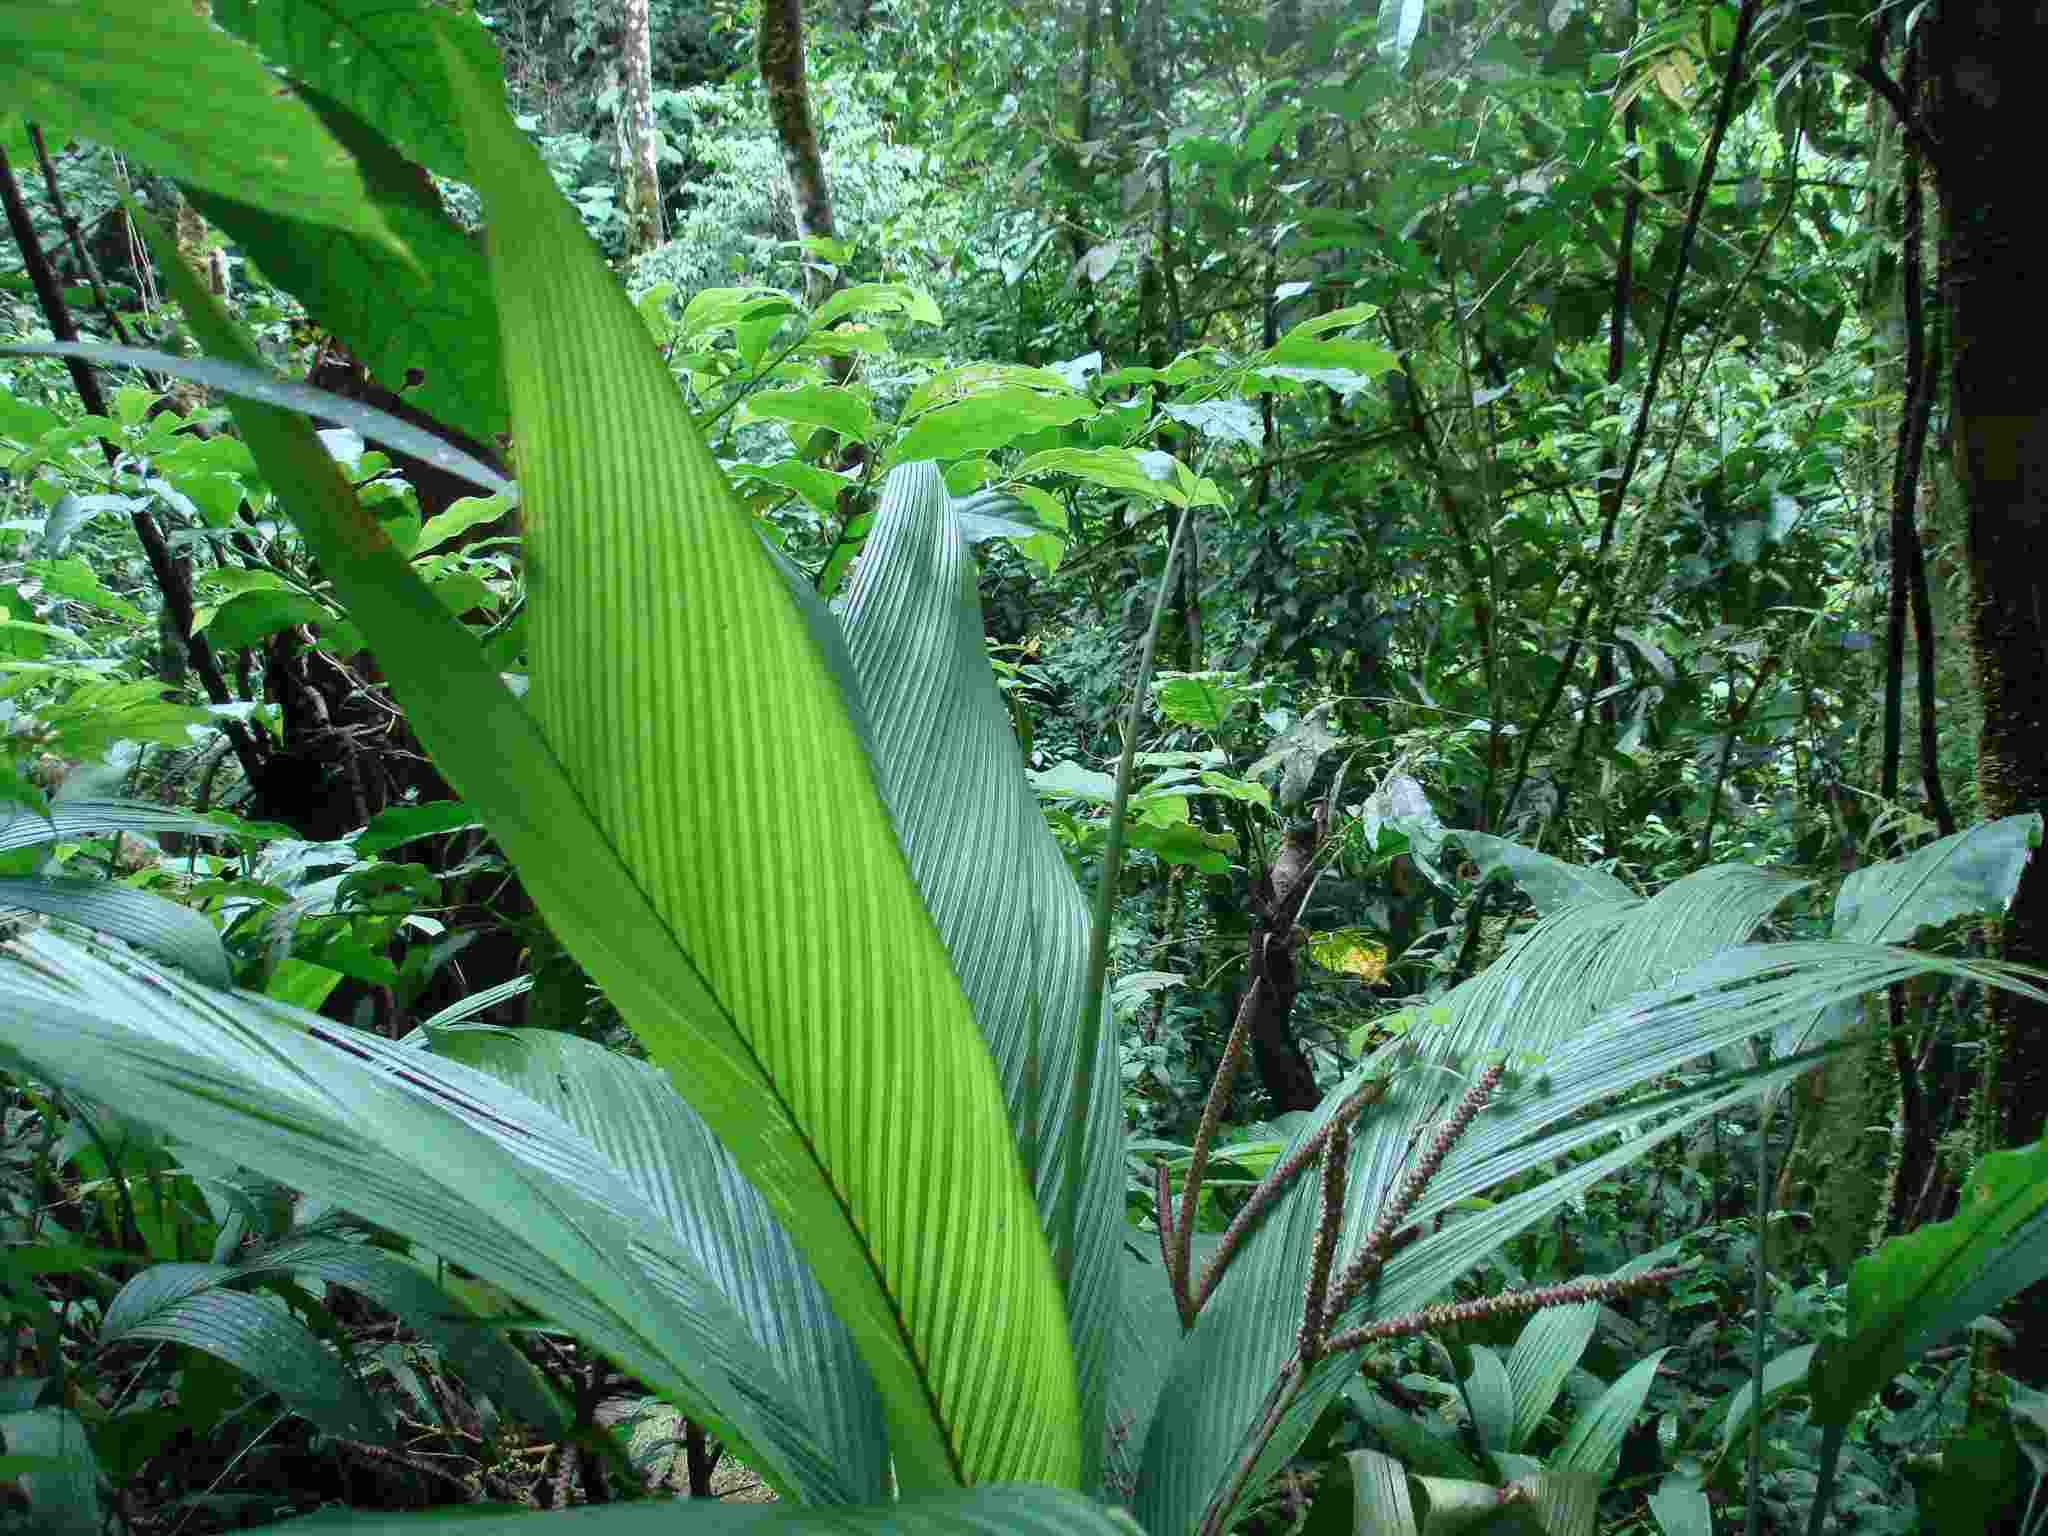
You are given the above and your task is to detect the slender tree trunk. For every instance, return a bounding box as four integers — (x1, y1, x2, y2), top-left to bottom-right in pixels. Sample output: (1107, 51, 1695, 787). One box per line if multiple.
(620, 0, 663, 257)
(1067, 0, 1102, 352)
(758, 0, 841, 309)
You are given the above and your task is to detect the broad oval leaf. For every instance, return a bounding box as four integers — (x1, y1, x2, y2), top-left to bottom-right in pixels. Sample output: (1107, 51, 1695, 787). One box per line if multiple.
(894, 390, 1097, 463)
(1811, 1134, 2048, 1429)
(0, 0, 407, 257)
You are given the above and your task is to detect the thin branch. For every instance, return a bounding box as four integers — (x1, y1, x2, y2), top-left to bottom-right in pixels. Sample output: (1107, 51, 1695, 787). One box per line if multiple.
(0, 137, 264, 789)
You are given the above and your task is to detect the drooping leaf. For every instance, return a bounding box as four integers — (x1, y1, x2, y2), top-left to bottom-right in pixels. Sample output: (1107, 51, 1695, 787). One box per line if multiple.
(100, 1263, 390, 1443)
(0, 345, 513, 501)
(0, 797, 289, 852)
(813, 281, 943, 329)
(729, 461, 856, 518)
(421, 1027, 887, 1497)
(0, 877, 231, 987)
(0, 931, 861, 1501)
(1811, 1135, 2048, 1429)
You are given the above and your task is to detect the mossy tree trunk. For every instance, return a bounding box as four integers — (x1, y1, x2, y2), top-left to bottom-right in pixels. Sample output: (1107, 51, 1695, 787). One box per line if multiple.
(1927, 0, 2048, 1383)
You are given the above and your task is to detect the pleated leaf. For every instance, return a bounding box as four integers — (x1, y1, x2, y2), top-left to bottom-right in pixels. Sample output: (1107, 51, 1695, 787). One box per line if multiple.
(116, 27, 1076, 1489)
(267, 1484, 1144, 1535)
(1130, 862, 2047, 1536)
(422, 1026, 886, 1498)
(0, 929, 864, 1503)
(0, 877, 231, 987)
(236, 1234, 568, 1438)
(441, 39, 1077, 1488)
(100, 1263, 388, 1442)
(1774, 812, 2042, 1074)
(0, 798, 281, 854)
(840, 464, 1125, 1489)
(1504, 1302, 1600, 1454)
(1555, 1350, 1667, 1483)
(1461, 1347, 1515, 1456)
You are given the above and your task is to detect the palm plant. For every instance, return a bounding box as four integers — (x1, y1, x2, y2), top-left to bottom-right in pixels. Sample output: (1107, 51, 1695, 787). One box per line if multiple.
(4, 6, 2048, 1533)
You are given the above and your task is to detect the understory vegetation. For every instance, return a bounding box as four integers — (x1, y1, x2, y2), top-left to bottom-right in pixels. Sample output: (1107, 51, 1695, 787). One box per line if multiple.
(0, 0, 2045, 1533)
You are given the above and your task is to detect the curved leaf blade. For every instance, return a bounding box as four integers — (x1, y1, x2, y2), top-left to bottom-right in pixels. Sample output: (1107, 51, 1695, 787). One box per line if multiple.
(100, 1264, 388, 1443)
(0, 931, 858, 1502)
(1505, 1302, 1600, 1453)
(239, 1235, 568, 1439)
(440, 38, 1077, 1489)
(0, 877, 230, 987)
(423, 1026, 887, 1498)
(840, 464, 1124, 1488)
(1811, 1134, 2048, 1428)
(266, 1484, 1143, 1535)
(1556, 1349, 1667, 1483)
(0, 0, 406, 257)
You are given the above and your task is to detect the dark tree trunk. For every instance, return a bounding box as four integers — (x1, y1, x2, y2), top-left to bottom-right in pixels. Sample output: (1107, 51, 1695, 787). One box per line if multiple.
(1926, 0, 2048, 1382)
(1244, 819, 1323, 1113)
(758, 0, 840, 310)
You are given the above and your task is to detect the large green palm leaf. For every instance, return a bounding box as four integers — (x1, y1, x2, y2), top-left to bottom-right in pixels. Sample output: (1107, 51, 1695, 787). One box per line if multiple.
(840, 463, 1126, 1488)
(1129, 866, 2048, 1534)
(0, 930, 860, 1501)
(440, 40, 1077, 1490)
(424, 1025, 889, 1500)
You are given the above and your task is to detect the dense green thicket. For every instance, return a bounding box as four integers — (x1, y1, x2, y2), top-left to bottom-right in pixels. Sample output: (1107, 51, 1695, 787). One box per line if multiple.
(0, 0, 2044, 1531)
